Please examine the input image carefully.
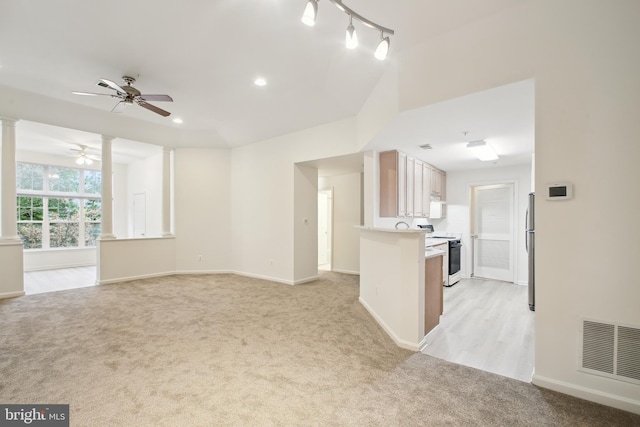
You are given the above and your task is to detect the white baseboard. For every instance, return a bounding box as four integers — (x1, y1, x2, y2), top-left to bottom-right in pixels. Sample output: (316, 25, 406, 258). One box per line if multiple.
(293, 275, 319, 285)
(532, 374, 640, 415)
(331, 268, 360, 275)
(174, 269, 234, 275)
(0, 290, 25, 300)
(98, 271, 176, 285)
(359, 297, 421, 352)
(230, 271, 296, 286)
(24, 262, 96, 273)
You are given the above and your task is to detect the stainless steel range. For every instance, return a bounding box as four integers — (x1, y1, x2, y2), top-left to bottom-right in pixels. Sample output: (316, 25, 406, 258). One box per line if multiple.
(432, 236, 462, 287)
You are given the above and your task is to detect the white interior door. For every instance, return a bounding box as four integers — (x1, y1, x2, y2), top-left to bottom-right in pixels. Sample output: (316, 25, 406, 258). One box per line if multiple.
(473, 184, 514, 282)
(318, 190, 332, 267)
(133, 193, 146, 238)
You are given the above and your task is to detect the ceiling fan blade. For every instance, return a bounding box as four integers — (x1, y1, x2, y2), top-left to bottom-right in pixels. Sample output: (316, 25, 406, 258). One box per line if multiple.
(97, 78, 127, 94)
(72, 91, 116, 97)
(138, 101, 171, 117)
(111, 101, 127, 113)
(139, 94, 173, 102)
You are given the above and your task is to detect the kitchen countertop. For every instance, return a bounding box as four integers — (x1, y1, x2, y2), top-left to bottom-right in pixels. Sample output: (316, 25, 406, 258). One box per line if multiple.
(425, 248, 446, 259)
(425, 238, 450, 247)
(356, 226, 427, 234)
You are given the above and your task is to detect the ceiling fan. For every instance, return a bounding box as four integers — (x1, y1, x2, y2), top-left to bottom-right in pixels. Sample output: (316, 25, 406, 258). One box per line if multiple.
(70, 145, 100, 166)
(72, 76, 173, 117)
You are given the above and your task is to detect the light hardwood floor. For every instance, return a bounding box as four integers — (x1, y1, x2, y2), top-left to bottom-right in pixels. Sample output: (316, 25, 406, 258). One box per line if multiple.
(24, 266, 97, 295)
(421, 277, 535, 382)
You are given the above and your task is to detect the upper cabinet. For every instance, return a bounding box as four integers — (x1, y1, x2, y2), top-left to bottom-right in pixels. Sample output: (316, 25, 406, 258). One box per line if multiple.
(430, 167, 446, 198)
(379, 150, 444, 219)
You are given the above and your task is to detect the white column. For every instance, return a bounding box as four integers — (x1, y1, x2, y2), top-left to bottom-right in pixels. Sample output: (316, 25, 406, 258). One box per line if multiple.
(162, 147, 173, 237)
(1, 117, 21, 242)
(100, 135, 116, 240)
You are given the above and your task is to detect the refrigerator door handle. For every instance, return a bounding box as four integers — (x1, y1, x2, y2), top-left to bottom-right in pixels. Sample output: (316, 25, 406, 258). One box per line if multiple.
(525, 208, 529, 253)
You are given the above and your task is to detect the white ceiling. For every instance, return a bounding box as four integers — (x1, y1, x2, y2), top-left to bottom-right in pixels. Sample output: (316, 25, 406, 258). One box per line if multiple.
(1, 0, 532, 169)
(366, 79, 535, 171)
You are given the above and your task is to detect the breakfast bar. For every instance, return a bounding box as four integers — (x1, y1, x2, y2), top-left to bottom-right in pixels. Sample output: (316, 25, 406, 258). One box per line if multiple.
(357, 226, 444, 351)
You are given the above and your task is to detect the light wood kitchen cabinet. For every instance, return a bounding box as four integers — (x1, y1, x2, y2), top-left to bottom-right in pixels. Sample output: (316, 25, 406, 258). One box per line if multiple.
(380, 150, 405, 217)
(430, 167, 446, 198)
(414, 159, 424, 217)
(425, 255, 444, 334)
(422, 162, 431, 217)
(380, 150, 436, 218)
(433, 242, 449, 288)
(406, 155, 415, 217)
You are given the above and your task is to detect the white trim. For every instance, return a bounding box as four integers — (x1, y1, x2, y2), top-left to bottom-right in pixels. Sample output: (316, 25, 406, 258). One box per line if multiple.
(0, 239, 23, 246)
(24, 262, 95, 272)
(515, 280, 528, 286)
(97, 271, 175, 285)
(0, 291, 25, 300)
(293, 275, 320, 285)
(359, 296, 421, 351)
(174, 269, 234, 275)
(532, 374, 640, 415)
(331, 268, 360, 275)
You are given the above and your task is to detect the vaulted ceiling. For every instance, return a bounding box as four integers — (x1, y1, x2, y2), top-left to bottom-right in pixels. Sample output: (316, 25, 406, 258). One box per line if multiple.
(1, 0, 532, 169)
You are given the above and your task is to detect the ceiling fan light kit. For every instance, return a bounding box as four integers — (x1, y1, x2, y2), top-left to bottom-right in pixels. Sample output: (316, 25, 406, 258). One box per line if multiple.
(70, 145, 100, 166)
(302, 0, 394, 60)
(73, 76, 173, 117)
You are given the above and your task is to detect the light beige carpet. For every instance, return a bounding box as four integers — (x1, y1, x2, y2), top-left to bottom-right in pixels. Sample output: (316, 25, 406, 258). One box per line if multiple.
(1, 272, 638, 426)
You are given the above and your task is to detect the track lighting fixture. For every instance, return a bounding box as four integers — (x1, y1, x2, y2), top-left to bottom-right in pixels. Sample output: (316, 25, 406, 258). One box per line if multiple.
(345, 15, 358, 49)
(301, 0, 318, 27)
(302, 0, 394, 59)
(374, 33, 390, 60)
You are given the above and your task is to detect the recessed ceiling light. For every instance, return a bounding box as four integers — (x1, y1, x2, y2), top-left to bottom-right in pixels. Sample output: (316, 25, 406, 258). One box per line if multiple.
(254, 78, 267, 87)
(172, 118, 183, 124)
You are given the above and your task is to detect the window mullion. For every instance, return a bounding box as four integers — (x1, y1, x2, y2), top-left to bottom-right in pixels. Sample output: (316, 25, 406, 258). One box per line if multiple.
(43, 197, 50, 249)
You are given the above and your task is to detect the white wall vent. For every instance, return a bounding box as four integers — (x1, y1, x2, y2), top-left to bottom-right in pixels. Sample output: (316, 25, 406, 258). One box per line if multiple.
(580, 319, 640, 385)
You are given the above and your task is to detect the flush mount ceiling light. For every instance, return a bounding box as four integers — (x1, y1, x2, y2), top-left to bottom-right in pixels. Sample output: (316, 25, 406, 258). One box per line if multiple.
(254, 77, 267, 87)
(302, 0, 395, 60)
(467, 140, 499, 162)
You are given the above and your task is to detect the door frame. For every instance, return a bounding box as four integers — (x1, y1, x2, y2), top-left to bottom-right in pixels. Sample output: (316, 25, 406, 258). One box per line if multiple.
(467, 179, 519, 283)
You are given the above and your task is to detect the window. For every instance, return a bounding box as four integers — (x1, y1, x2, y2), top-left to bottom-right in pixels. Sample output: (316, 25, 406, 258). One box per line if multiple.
(16, 162, 102, 250)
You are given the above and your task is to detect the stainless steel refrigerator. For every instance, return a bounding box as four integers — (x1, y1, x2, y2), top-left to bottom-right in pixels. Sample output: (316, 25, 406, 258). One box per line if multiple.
(526, 192, 535, 311)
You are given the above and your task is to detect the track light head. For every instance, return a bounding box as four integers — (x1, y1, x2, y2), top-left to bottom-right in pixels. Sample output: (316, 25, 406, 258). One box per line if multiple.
(375, 34, 390, 60)
(345, 15, 358, 49)
(302, 0, 318, 27)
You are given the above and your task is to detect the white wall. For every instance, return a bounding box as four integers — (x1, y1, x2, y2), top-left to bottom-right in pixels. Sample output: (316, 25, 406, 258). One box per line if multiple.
(293, 164, 318, 283)
(112, 163, 128, 238)
(173, 148, 232, 273)
(126, 151, 163, 238)
(319, 172, 362, 274)
(359, 228, 426, 350)
(375, 0, 640, 413)
(431, 163, 532, 285)
(230, 118, 359, 284)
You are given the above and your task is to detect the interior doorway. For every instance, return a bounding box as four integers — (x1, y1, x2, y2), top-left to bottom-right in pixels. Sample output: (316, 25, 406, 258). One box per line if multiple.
(318, 189, 333, 271)
(471, 183, 515, 282)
